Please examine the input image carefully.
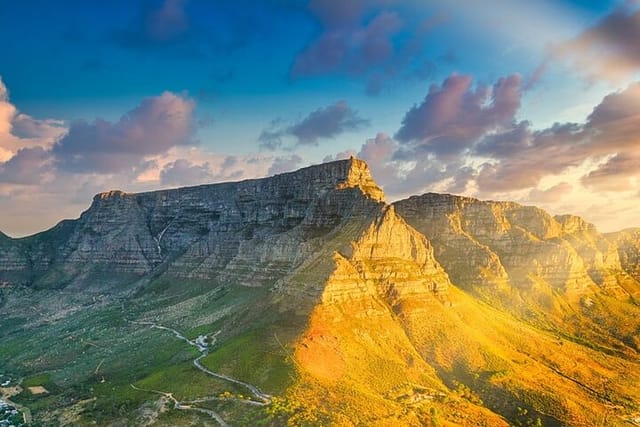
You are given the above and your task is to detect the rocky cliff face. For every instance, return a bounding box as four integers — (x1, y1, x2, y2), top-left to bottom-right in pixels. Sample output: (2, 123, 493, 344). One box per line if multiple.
(608, 228, 640, 282)
(1, 158, 385, 289)
(287, 187, 640, 426)
(394, 193, 637, 298)
(0, 232, 29, 284)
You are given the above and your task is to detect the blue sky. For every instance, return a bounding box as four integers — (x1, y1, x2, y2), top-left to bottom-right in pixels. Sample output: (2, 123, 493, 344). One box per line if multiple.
(1, 0, 639, 235)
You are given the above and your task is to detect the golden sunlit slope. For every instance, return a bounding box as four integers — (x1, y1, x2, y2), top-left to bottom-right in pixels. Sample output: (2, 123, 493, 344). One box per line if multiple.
(395, 194, 640, 354)
(272, 192, 640, 426)
(278, 205, 507, 426)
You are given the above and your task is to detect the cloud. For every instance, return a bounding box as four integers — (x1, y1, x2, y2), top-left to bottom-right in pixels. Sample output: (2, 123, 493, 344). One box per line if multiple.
(474, 81, 640, 193)
(0, 79, 302, 236)
(553, 3, 640, 82)
(585, 81, 640, 151)
(473, 122, 586, 192)
(11, 114, 66, 140)
(0, 76, 66, 160)
(291, 1, 440, 94)
(395, 74, 522, 159)
(112, 0, 271, 59)
(267, 154, 304, 175)
(581, 153, 639, 191)
(527, 182, 573, 203)
(52, 91, 196, 173)
(323, 149, 357, 162)
(114, 0, 190, 48)
(259, 100, 368, 149)
(0, 78, 16, 138)
(307, 0, 369, 27)
(292, 4, 402, 77)
(160, 158, 213, 186)
(0, 147, 53, 185)
(334, 76, 640, 216)
(289, 101, 369, 144)
(356, 132, 401, 187)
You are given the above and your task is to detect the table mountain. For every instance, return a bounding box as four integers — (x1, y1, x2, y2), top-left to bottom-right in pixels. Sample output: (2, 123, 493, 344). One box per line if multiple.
(1, 158, 639, 426)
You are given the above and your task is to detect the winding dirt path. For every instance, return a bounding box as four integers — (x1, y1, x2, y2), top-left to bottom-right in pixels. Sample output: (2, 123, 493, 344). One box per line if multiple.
(129, 320, 271, 425)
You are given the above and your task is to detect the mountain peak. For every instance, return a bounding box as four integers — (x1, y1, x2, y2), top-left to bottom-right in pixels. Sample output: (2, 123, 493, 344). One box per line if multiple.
(268, 157, 384, 202)
(335, 157, 385, 202)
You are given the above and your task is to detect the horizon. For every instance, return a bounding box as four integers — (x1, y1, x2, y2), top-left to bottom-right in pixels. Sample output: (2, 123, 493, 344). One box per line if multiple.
(2, 0, 640, 235)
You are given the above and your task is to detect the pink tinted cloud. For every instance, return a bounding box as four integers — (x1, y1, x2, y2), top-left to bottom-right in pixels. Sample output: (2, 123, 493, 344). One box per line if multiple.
(553, 4, 640, 82)
(581, 153, 639, 191)
(395, 74, 522, 159)
(0, 147, 53, 185)
(52, 91, 196, 173)
(292, 10, 403, 77)
(527, 183, 573, 203)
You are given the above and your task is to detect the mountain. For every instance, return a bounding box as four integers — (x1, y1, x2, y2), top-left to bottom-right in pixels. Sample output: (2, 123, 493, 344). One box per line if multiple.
(0, 158, 384, 290)
(395, 194, 640, 352)
(1, 158, 639, 426)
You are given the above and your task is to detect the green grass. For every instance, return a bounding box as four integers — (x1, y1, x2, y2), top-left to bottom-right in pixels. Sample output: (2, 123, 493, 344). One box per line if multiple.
(135, 360, 244, 399)
(202, 328, 295, 395)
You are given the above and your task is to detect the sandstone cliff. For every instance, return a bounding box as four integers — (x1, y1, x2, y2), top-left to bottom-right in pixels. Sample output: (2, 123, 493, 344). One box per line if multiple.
(394, 193, 639, 298)
(1, 158, 385, 289)
(608, 228, 640, 282)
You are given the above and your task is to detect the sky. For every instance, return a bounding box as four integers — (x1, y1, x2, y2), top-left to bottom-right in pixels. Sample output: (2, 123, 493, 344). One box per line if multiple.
(1, 0, 639, 236)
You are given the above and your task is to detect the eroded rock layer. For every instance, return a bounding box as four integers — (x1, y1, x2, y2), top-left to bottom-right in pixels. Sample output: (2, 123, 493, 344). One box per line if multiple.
(0, 158, 385, 289)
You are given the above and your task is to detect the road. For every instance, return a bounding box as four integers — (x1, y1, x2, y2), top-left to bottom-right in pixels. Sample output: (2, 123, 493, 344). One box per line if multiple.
(129, 320, 272, 425)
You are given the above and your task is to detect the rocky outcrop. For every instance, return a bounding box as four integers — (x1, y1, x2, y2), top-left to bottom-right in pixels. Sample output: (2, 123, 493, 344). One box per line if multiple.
(2, 158, 639, 299)
(318, 204, 450, 306)
(0, 232, 29, 285)
(608, 228, 640, 283)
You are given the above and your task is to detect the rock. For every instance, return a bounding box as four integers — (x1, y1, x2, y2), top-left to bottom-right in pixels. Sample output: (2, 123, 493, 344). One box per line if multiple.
(607, 228, 640, 288)
(394, 193, 637, 297)
(0, 158, 386, 290)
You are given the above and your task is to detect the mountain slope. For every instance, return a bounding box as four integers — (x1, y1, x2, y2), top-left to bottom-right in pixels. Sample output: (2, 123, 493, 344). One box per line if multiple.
(395, 193, 640, 353)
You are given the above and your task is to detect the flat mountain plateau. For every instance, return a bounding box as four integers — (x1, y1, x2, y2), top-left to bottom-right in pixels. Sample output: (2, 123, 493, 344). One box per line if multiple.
(1, 158, 639, 426)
